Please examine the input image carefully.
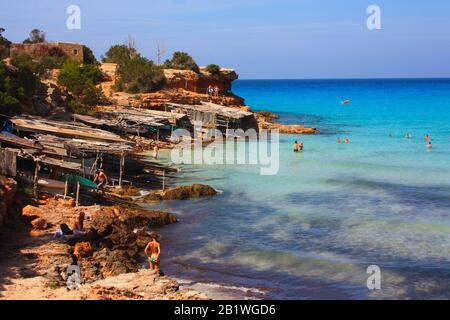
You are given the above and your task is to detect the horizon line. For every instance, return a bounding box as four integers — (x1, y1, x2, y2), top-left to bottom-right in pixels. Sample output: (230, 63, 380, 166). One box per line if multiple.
(237, 77, 450, 81)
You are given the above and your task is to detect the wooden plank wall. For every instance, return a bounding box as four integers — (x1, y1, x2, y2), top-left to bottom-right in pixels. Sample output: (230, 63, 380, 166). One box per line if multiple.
(0, 149, 17, 177)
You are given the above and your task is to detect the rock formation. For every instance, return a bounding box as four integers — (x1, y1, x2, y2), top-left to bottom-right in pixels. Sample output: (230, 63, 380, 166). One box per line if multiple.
(138, 184, 218, 202)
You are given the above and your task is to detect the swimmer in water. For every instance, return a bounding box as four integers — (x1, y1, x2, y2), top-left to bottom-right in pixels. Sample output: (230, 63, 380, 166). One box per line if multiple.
(293, 141, 299, 152)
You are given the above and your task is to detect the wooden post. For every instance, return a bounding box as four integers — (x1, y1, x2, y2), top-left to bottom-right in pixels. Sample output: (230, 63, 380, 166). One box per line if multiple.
(119, 152, 125, 188)
(82, 153, 85, 177)
(75, 179, 80, 207)
(33, 161, 40, 199)
(64, 175, 68, 199)
(163, 171, 166, 190)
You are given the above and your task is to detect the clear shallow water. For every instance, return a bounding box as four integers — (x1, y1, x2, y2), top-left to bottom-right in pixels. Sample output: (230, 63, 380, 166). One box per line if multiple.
(145, 79, 450, 299)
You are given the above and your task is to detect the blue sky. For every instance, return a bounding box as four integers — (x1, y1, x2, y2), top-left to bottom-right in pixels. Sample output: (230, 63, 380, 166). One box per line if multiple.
(1, 0, 450, 79)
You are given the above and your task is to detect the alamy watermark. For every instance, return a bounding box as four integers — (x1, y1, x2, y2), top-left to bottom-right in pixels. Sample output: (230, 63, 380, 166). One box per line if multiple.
(170, 123, 280, 175)
(367, 5, 382, 30)
(366, 265, 381, 290)
(66, 5, 81, 30)
(66, 265, 81, 290)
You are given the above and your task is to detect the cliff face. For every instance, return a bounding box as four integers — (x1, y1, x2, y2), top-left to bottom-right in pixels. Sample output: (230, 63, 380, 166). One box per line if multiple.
(0, 176, 17, 226)
(164, 67, 239, 95)
(102, 63, 246, 110)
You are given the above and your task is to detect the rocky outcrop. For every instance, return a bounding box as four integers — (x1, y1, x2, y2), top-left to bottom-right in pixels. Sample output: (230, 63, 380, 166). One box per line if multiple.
(11, 197, 179, 285)
(255, 111, 318, 134)
(19, 80, 69, 118)
(84, 270, 208, 300)
(101, 62, 246, 109)
(164, 67, 238, 95)
(110, 88, 245, 110)
(264, 123, 318, 134)
(139, 184, 218, 202)
(0, 176, 17, 226)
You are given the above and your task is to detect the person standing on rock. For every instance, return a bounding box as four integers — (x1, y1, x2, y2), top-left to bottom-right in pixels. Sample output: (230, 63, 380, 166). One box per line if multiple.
(93, 169, 108, 195)
(144, 232, 161, 271)
(153, 145, 159, 159)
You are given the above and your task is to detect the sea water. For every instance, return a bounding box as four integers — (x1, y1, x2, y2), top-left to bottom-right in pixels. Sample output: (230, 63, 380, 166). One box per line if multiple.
(145, 79, 450, 299)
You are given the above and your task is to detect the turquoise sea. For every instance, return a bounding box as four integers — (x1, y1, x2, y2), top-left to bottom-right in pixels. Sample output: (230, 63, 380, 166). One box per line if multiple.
(146, 79, 450, 299)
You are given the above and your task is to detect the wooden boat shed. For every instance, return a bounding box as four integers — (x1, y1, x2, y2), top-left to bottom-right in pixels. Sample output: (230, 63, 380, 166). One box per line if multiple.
(166, 101, 256, 132)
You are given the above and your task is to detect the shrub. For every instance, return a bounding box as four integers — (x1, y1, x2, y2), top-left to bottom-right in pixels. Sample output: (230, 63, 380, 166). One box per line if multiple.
(58, 60, 105, 112)
(83, 45, 98, 65)
(0, 61, 37, 115)
(163, 51, 199, 72)
(0, 27, 10, 46)
(12, 50, 67, 78)
(58, 60, 103, 96)
(102, 45, 137, 65)
(0, 27, 11, 59)
(23, 29, 46, 44)
(114, 56, 166, 93)
(206, 64, 221, 74)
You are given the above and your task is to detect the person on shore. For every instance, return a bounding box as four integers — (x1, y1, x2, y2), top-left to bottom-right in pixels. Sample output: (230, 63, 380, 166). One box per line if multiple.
(93, 169, 108, 195)
(153, 145, 159, 159)
(427, 141, 433, 149)
(424, 134, 430, 142)
(72, 211, 85, 231)
(207, 85, 213, 96)
(214, 85, 219, 97)
(144, 232, 161, 271)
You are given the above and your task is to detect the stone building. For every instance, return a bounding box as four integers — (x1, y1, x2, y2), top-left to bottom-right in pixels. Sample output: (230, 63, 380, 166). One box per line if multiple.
(9, 42, 83, 62)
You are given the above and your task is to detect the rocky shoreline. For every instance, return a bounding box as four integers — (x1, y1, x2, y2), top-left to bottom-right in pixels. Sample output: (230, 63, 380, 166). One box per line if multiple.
(0, 186, 217, 300)
(0, 40, 317, 300)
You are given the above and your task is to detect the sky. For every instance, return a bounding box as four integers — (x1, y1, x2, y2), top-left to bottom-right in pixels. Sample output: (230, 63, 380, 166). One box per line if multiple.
(1, 0, 450, 79)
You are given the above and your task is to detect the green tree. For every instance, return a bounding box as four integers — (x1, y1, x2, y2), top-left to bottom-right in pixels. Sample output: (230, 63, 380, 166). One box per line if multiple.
(82, 45, 98, 65)
(114, 56, 166, 93)
(9, 54, 39, 97)
(205, 64, 221, 74)
(0, 28, 11, 60)
(11, 50, 66, 78)
(0, 27, 11, 46)
(0, 61, 37, 115)
(102, 44, 137, 65)
(57, 60, 104, 113)
(23, 29, 46, 44)
(163, 51, 199, 72)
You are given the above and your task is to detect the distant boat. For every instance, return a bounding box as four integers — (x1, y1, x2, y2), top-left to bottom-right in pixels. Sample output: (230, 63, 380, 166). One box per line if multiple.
(341, 100, 350, 105)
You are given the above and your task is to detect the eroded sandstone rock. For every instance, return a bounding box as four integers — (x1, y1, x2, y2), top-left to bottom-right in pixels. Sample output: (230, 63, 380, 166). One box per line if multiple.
(139, 184, 217, 202)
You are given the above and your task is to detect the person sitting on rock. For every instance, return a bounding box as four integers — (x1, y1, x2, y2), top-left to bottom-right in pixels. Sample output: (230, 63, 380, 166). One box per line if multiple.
(144, 232, 161, 271)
